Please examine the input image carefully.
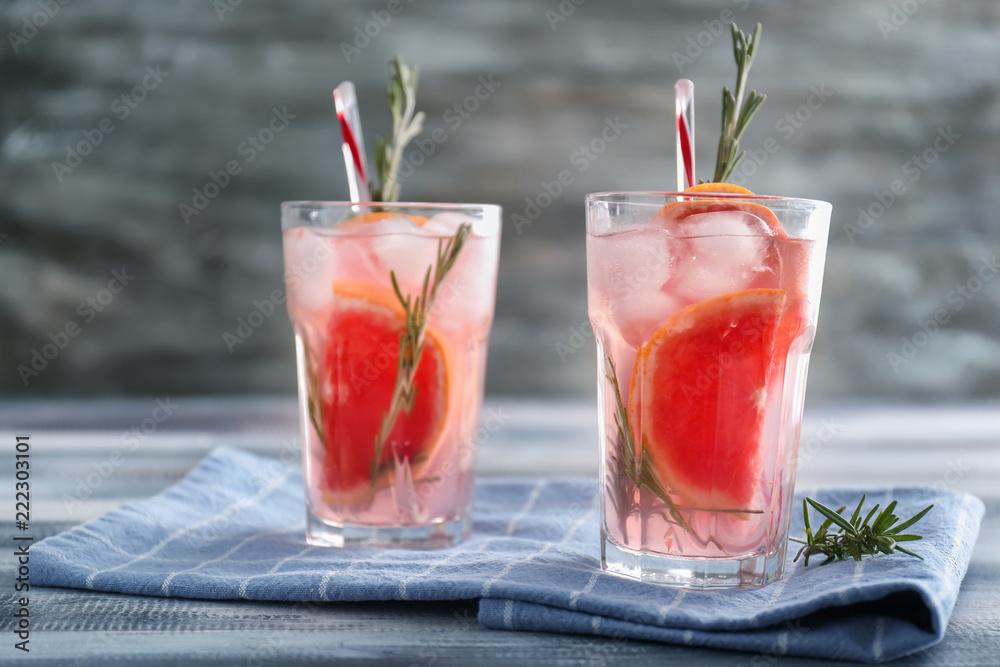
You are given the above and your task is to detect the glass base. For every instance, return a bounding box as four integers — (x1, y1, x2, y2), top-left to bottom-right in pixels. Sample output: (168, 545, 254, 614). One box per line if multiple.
(601, 533, 787, 589)
(306, 511, 472, 550)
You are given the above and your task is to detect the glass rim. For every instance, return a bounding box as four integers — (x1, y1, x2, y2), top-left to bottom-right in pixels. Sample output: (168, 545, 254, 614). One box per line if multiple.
(282, 200, 501, 214)
(585, 191, 832, 211)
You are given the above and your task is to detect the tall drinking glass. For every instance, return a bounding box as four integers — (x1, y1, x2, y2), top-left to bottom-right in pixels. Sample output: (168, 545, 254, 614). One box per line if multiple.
(281, 202, 502, 549)
(586, 191, 831, 587)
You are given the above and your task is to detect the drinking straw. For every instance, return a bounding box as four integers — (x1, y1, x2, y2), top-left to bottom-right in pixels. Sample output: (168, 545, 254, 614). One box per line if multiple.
(333, 81, 371, 203)
(675, 79, 695, 191)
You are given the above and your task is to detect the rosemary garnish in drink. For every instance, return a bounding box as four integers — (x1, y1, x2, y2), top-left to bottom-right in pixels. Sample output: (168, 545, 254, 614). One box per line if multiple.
(790, 495, 933, 566)
(604, 355, 761, 540)
(351, 55, 470, 486)
(710, 22, 766, 183)
(604, 355, 691, 532)
(370, 56, 425, 203)
(302, 336, 325, 446)
(370, 223, 471, 484)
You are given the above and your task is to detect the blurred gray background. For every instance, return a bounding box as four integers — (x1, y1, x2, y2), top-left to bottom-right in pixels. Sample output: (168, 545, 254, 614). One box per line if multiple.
(1, 0, 998, 402)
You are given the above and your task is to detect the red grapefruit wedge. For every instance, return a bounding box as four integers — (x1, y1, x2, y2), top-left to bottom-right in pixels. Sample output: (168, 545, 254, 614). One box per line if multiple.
(318, 280, 449, 505)
(627, 288, 786, 511)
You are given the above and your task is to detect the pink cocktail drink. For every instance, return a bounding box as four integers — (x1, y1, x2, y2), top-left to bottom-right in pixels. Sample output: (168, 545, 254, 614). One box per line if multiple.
(586, 191, 830, 587)
(282, 202, 501, 549)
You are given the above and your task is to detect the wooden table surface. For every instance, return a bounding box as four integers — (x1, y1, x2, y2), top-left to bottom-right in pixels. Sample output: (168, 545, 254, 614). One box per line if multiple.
(1, 398, 997, 666)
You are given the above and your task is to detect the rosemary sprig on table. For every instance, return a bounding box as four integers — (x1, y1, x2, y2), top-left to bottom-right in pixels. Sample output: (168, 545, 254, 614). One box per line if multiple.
(603, 356, 761, 539)
(790, 495, 933, 567)
(370, 56, 425, 202)
(370, 223, 471, 484)
(710, 22, 767, 183)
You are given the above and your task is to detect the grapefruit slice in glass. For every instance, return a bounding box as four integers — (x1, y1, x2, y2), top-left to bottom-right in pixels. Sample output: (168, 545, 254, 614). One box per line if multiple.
(627, 288, 786, 511)
(316, 280, 449, 505)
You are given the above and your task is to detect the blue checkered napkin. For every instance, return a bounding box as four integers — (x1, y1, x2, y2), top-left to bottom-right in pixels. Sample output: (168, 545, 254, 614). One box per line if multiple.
(33, 448, 983, 663)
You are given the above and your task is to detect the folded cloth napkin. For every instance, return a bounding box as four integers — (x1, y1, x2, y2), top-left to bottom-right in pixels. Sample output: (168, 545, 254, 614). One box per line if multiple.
(33, 447, 983, 663)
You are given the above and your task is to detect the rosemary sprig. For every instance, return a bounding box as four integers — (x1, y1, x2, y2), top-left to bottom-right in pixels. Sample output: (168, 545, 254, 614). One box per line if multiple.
(710, 22, 766, 183)
(301, 331, 325, 447)
(790, 495, 933, 566)
(370, 222, 471, 484)
(603, 356, 761, 541)
(605, 355, 692, 532)
(371, 56, 426, 202)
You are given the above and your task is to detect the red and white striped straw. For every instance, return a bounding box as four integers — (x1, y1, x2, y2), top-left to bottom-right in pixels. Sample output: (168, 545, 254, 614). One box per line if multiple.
(333, 81, 371, 203)
(675, 79, 695, 191)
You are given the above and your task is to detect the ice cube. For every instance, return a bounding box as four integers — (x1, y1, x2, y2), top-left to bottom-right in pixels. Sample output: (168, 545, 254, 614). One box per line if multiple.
(587, 227, 675, 305)
(283, 227, 340, 316)
(675, 210, 773, 239)
(669, 210, 773, 303)
(344, 214, 423, 236)
(349, 212, 497, 331)
(611, 289, 684, 349)
(353, 216, 437, 291)
(424, 210, 500, 239)
(586, 228, 683, 347)
(431, 232, 500, 331)
(421, 211, 474, 236)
